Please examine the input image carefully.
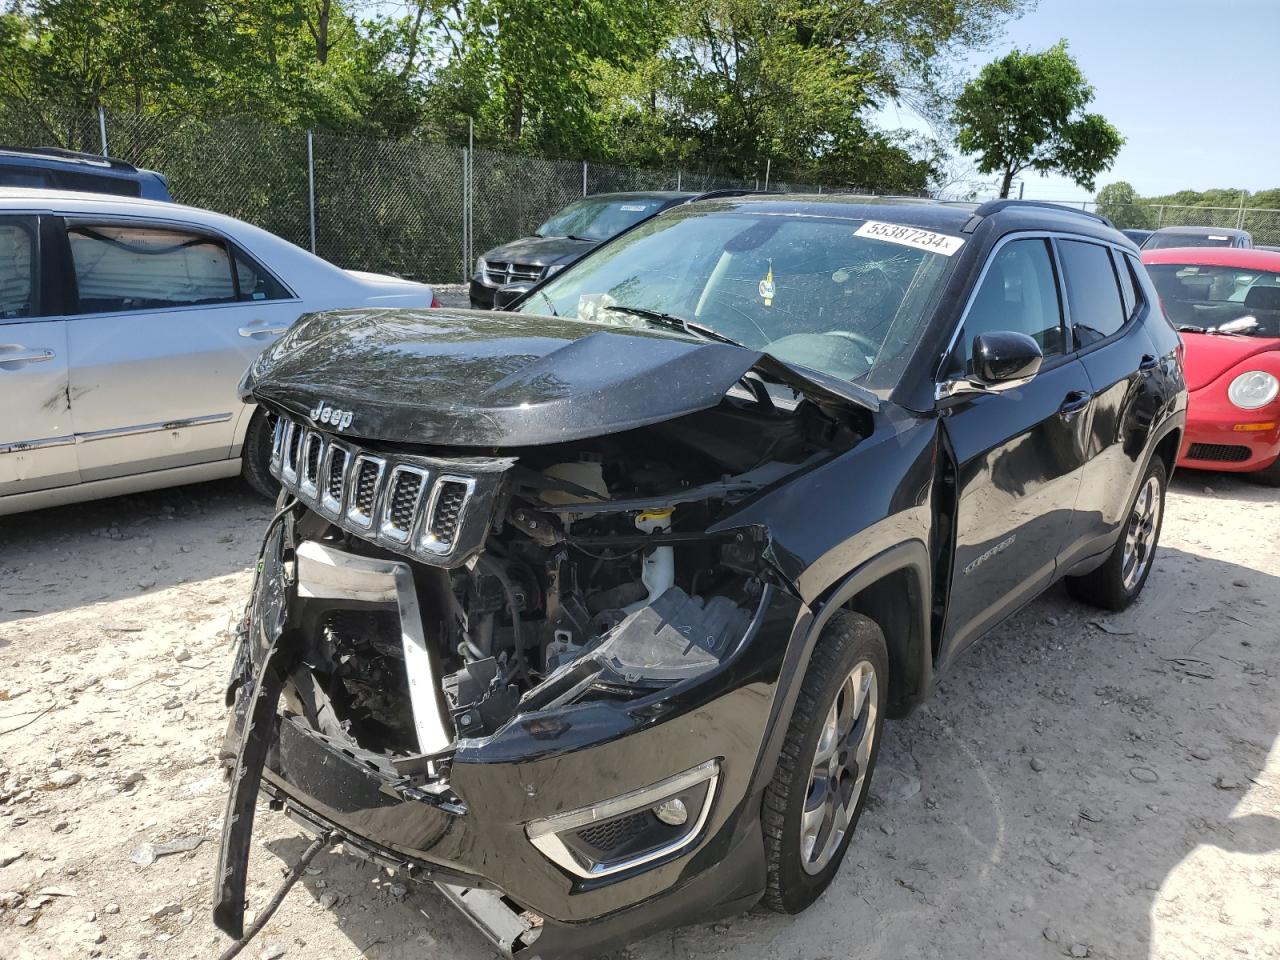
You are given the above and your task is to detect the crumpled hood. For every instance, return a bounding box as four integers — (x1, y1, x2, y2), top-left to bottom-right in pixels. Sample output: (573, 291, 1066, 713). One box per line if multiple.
(480, 235, 595, 268)
(1182, 333, 1280, 391)
(244, 309, 754, 446)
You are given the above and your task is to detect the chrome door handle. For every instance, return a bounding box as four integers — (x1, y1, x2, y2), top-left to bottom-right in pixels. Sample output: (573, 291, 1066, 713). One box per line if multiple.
(0, 347, 55, 367)
(1058, 391, 1091, 419)
(238, 325, 289, 338)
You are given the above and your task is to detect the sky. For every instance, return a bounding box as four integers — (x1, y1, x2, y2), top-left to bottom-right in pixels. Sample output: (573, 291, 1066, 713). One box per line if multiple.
(876, 0, 1280, 202)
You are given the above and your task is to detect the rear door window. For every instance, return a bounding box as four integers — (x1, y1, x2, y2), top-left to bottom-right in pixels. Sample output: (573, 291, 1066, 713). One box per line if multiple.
(1057, 239, 1127, 347)
(66, 223, 236, 314)
(0, 218, 37, 319)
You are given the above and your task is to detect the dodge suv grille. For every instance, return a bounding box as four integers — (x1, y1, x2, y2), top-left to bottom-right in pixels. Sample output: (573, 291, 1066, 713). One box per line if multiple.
(483, 261, 543, 286)
(268, 414, 511, 566)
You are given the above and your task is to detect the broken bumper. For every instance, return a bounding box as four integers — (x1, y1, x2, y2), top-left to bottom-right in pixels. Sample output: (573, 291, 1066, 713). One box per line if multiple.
(215, 529, 806, 958)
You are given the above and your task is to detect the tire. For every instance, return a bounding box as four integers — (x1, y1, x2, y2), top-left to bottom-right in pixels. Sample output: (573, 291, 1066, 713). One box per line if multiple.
(1245, 457, 1280, 487)
(1066, 456, 1168, 610)
(241, 408, 280, 500)
(762, 611, 888, 914)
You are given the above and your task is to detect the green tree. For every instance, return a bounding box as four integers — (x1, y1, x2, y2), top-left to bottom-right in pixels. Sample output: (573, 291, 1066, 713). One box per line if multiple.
(1095, 181, 1155, 230)
(953, 41, 1122, 198)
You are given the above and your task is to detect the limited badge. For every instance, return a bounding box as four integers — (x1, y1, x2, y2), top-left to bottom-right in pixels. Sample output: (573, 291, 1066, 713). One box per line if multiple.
(758, 264, 776, 307)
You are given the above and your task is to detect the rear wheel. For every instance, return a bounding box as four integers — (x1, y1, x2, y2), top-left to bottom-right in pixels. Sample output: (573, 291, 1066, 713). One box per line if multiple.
(241, 408, 279, 500)
(1066, 456, 1167, 610)
(762, 611, 887, 914)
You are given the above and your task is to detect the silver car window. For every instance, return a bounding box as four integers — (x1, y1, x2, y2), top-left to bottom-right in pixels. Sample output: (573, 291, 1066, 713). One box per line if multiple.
(0, 220, 35, 319)
(67, 224, 236, 314)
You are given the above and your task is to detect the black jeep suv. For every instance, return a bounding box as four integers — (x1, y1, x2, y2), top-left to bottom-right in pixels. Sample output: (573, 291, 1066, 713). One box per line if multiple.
(217, 196, 1186, 958)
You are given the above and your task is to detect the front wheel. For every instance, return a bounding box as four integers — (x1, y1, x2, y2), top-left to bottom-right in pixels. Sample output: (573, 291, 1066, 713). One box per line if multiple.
(762, 611, 888, 914)
(241, 408, 280, 500)
(1066, 456, 1167, 610)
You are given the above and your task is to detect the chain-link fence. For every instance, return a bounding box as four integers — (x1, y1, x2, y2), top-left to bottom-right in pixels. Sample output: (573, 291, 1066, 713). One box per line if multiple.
(1030, 199, 1280, 247)
(1, 104, 879, 283)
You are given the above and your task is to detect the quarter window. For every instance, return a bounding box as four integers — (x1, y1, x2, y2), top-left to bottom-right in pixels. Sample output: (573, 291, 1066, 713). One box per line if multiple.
(961, 238, 1065, 369)
(233, 249, 291, 301)
(67, 224, 236, 314)
(0, 219, 35, 319)
(1058, 239, 1127, 346)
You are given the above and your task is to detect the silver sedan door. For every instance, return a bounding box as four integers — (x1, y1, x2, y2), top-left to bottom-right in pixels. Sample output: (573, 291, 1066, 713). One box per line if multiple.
(0, 214, 79, 499)
(60, 218, 297, 482)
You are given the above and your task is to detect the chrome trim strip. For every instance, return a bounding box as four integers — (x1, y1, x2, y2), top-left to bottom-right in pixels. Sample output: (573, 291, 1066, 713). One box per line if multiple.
(280, 420, 300, 484)
(298, 430, 324, 500)
(294, 540, 454, 755)
(270, 416, 287, 470)
(345, 454, 386, 529)
(379, 464, 430, 544)
(0, 435, 75, 455)
(318, 442, 350, 517)
(74, 412, 233, 443)
(525, 760, 720, 879)
(420, 474, 476, 555)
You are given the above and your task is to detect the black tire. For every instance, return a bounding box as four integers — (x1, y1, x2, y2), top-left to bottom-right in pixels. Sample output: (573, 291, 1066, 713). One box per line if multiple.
(241, 408, 280, 500)
(1066, 456, 1168, 610)
(1245, 457, 1280, 487)
(762, 611, 888, 914)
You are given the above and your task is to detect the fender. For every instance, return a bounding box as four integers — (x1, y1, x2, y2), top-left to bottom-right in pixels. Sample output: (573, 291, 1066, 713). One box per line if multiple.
(745, 540, 932, 805)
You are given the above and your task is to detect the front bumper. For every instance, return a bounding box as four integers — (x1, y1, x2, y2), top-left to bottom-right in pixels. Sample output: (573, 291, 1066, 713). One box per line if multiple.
(468, 276, 498, 309)
(1178, 388, 1280, 473)
(216, 526, 804, 956)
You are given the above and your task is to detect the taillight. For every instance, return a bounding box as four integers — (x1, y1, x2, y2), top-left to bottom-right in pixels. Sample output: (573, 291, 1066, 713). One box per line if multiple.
(429, 292, 441, 309)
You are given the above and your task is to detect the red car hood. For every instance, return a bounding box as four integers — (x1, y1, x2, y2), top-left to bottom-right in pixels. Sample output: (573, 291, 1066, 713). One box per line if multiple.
(1182, 333, 1280, 391)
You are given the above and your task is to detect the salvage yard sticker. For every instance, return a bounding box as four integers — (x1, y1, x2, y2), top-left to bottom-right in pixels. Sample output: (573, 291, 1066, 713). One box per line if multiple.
(855, 220, 966, 256)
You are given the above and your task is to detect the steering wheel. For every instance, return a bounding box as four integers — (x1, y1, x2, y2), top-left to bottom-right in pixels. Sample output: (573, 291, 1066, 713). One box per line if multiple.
(819, 329, 880, 355)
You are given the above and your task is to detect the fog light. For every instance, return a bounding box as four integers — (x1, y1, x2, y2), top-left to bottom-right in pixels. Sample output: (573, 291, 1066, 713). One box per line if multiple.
(653, 797, 688, 826)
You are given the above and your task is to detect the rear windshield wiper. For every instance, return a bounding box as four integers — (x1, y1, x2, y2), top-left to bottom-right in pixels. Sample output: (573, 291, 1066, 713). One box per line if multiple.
(603, 305, 744, 347)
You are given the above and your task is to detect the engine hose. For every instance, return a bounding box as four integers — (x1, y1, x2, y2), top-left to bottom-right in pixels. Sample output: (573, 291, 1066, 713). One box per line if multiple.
(215, 832, 332, 960)
(475, 554, 527, 681)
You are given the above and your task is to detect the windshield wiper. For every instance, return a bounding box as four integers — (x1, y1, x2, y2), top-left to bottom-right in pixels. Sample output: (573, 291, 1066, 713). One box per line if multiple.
(566, 234, 594, 242)
(602, 306, 744, 347)
(534, 288, 559, 316)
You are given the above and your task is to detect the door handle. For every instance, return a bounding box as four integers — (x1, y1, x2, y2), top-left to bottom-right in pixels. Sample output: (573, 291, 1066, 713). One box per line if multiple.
(238, 325, 289, 338)
(1058, 391, 1091, 419)
(1138, 354, 1159, 371)
(0, 347, 55, 368)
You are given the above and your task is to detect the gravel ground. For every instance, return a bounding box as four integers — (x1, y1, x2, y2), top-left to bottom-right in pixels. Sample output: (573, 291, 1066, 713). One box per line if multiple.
(0, 470, 1276, 960)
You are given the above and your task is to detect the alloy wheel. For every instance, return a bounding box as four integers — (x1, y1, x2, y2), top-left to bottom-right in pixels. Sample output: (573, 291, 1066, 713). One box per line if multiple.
(799, 659, 879, 875)
(1121, 474, 1162, 592)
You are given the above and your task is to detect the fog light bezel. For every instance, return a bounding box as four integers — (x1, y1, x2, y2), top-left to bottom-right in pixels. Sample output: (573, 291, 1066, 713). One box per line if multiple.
(525, 759, 720, 879)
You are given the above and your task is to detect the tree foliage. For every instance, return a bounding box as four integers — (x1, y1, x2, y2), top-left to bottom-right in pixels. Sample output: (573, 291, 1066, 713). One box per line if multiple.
(953, 40, 1122, 198)
(1095, 181, 1155, 229)
(1, 0, 1033, 191)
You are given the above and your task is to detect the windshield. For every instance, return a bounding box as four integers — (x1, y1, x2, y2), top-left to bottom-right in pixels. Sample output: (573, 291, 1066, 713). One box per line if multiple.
(1147, 262, 1280, 335)
(518, 208, 958, 389)
(536, 197, 670, 241)
(1142, 232, 1236, 250)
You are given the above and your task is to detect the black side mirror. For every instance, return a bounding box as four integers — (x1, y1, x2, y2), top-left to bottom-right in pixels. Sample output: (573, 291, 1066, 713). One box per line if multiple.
(937, 330, 1043, 401)
(972, 330, 1043, 385)
(493, 282, 533, 311)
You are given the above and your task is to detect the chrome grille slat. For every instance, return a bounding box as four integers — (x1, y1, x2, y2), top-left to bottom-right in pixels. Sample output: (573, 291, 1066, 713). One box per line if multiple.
(422, 475, 475, 554)
(299, 431, 324, 499)
(320, 444, 349, 516)
(380, 465, 429, 543)
(281, 421, 303, 483)
(270, 415, 287, 469)
(483, 261, 542, 286)
(347, 455, 386, 528)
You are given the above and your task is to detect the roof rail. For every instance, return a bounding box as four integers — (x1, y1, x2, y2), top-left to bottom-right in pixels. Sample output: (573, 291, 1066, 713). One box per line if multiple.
(0, 145, 139, 173)
(973, 198, 1115, 229)
(687, 188, 771, 202)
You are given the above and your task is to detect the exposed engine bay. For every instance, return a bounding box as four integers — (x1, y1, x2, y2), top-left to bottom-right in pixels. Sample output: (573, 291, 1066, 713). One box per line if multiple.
(266, 383, 868, 764)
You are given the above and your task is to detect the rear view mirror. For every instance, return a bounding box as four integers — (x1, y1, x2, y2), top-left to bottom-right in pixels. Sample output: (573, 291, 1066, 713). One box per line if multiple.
(937, 330, 1042, 401)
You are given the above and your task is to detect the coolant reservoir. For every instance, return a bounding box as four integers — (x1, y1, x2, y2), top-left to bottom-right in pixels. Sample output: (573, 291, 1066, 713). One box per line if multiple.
(627, 508, 675, 612)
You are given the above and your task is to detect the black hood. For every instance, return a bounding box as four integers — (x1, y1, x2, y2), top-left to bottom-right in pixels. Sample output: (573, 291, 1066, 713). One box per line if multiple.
(481, 235, 596, 268)
(242, 310, 876, 448)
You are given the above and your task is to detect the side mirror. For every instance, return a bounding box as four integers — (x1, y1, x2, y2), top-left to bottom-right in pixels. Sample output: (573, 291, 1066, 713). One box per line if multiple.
(937, 330, 1043, 401)
(493, 282, 533, 311)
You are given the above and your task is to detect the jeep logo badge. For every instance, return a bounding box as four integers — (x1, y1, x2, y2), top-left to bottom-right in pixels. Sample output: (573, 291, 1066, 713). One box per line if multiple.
(308, 400, 354, 431)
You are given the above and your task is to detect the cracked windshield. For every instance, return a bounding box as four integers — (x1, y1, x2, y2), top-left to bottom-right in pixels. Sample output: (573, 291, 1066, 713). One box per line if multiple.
(518, 208, 957, 388)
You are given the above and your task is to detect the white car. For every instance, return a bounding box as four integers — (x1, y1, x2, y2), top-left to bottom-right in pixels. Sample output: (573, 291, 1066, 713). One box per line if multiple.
(0, 188, 436, 515)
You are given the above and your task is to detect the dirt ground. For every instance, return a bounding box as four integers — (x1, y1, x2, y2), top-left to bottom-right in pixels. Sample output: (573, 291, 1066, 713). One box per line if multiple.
(0, 469, 1276, 960)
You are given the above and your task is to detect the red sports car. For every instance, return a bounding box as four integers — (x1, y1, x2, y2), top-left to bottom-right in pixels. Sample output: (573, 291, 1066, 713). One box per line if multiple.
(1142, 247, 1280, 484)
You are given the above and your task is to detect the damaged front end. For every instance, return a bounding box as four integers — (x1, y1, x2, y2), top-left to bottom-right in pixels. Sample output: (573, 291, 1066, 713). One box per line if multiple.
(216, 312, 873, 957)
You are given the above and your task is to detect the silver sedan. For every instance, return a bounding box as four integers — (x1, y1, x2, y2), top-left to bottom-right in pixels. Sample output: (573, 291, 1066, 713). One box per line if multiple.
(0, 188, 435, 515)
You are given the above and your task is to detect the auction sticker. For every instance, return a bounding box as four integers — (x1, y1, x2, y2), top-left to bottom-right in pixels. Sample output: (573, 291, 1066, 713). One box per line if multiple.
(855, 220, 965, 256)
